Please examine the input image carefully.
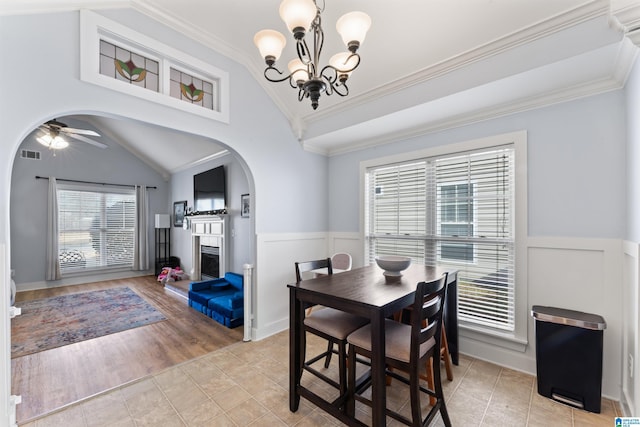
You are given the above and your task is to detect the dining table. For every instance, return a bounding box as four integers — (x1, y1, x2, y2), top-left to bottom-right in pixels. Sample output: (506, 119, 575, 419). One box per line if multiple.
(288, 263, 458, 427)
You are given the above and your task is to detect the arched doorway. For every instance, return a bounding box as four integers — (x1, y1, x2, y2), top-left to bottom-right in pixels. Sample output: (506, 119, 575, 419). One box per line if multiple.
(9, 113, 257, 422)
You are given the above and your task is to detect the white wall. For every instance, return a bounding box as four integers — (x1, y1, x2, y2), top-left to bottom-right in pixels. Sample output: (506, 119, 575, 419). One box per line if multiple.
(623, 53, 640, 416)
(325, 91, 626, 401)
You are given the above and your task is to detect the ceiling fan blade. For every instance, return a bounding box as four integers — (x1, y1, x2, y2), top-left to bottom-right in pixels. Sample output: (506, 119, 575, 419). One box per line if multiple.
(59, 127, 100, 137)
(67, 133, 108, 149)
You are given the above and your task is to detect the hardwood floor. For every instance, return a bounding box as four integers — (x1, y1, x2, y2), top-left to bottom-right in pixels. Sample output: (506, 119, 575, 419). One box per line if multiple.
(11, 276, 243, 424)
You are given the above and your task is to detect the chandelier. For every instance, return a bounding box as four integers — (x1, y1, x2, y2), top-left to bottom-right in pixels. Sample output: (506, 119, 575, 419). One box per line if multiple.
(254, 0, 371, 110)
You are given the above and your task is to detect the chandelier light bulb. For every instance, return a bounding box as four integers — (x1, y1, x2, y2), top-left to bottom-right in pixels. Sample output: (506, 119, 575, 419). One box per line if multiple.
(336, 11, 371, 52)
(329, 52, 358, 82)
(254, 29, 287, 65)
(279, 0, 317, 38)
(288, 58, 308, 86)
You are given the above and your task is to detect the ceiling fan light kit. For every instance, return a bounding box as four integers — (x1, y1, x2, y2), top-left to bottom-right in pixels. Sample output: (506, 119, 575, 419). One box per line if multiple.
(254, 0, 371, 110)
(36, 133, 69, 150)
(37, 119, 107, 150)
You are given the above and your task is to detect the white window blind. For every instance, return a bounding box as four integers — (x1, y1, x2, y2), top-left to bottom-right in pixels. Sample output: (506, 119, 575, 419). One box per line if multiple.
(366, 146, 515, 331)
(57, 185, 136, 274)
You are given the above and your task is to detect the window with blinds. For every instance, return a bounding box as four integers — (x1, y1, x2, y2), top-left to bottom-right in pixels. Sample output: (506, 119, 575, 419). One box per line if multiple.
(57, 185, 136, 274)
(366, 146, 515, 331)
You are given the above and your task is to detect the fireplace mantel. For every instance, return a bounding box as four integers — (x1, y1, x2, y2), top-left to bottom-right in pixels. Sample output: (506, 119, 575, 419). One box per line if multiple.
(190, 215, 227, 280)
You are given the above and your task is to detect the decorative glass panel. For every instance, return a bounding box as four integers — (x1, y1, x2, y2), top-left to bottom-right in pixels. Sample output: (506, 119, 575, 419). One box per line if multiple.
(99, 40, 159, 92)
(169, 67, 217, 110)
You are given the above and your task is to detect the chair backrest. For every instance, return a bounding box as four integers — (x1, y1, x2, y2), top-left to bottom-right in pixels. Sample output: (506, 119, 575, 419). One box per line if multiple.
(295, 258, 332, 282)
(224, 272, 244, 290)
(410, 273, 448, 362)
(331, 253, 352, 271)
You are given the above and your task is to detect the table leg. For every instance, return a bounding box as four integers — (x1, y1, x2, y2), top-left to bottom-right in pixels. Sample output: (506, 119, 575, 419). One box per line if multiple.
(289, 288, 302, 411)
(370, 312, 386, 426)
(445, 274, 458, 365)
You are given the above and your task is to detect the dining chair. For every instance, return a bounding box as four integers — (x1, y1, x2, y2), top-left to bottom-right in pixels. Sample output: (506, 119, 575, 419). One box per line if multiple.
(295, 258, 369, 394)
(392, 305, 454, 405)
(331, 252, 352, 271)
(347, 274, 451, 427)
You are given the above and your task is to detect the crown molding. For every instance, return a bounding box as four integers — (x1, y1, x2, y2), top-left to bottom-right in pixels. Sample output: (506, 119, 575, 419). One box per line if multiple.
(303, 0, 611, 127)
(318, 74, 624, 157)
(314, 38, 637, 157)
(0, 0, 130, 15)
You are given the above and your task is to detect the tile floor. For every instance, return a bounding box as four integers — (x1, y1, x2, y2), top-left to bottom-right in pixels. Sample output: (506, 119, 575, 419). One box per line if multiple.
(22, 330, 622, 426)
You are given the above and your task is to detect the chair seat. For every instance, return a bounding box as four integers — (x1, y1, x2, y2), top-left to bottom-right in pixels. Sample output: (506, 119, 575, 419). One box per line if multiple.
(304, 308, 369, 340)
(347, 319, 436, 363)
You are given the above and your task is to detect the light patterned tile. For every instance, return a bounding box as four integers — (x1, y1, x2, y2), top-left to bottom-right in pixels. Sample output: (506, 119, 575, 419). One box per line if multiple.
(226, 398, 270, 427)
(34, 405, 86, 427)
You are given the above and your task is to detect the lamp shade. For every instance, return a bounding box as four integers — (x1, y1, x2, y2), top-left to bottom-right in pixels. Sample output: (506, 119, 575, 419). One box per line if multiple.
(254, 29, 286, 61)
(155, 214, 170, 229)
(336, 11, 371, 46)
(329, 52, 358, 77)
(288, 58, 308, 85)
(279, 0, 316, 34)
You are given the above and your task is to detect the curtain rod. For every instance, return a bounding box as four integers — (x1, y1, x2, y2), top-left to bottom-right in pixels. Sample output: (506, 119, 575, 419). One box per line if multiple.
(35, 176, 157, 189)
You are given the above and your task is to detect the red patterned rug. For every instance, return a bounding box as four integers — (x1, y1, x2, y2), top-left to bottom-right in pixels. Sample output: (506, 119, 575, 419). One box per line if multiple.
(11, 287, 167, 358)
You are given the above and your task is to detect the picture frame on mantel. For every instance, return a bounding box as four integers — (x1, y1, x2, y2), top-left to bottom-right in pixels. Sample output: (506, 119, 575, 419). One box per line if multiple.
(173, 201, 187, 227)
(241, 194, 250, 218)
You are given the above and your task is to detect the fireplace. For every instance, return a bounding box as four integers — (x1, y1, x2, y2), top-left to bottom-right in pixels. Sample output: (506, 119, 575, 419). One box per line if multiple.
(201, 245, 220, 280)
(190, 215, 226, 281)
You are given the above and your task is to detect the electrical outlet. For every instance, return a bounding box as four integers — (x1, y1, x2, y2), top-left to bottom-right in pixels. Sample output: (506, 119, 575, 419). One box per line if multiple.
(629, 353, 634, 379)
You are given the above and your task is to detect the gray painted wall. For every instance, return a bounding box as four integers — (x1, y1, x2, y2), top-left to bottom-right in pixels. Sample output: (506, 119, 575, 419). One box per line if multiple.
(10, 118, 169, 285)
(329, 90, 626, 239)
(170, 153, 252, 275)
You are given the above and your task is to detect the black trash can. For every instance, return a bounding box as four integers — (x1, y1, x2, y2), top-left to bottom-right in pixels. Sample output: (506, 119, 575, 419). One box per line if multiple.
(531, 305, 606, 413)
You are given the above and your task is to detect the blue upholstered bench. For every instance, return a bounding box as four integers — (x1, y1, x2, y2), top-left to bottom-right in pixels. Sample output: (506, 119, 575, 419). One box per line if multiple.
(188, 272, 243, 328)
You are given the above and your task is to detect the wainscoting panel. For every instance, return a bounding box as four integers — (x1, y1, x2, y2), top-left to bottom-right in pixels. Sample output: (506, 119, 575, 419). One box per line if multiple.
(328, 232, 363, 268)
(622, 240, 640, 416)
(527, 237, 622, 401)
(254, 233, 328, 340)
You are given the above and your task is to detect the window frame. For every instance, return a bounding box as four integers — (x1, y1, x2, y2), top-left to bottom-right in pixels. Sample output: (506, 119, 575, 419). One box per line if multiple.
(56, 182, 137, 276)
(360, 131, 528, 350)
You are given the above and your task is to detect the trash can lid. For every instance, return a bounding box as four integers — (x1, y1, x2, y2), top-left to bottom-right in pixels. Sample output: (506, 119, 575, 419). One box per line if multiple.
(531, 305, 606, 330)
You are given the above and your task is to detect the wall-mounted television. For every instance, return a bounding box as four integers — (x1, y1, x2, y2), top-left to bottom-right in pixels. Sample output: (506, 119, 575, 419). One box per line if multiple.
(194, 165, 226, 214)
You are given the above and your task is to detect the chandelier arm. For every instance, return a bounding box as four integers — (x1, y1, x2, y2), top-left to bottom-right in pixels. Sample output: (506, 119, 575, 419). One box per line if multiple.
(311, 13, 324, 79)
(296, 39, 313, 66)
(263, 66, 294, 84)
(298, 87, 306, 102)
(332, 82, 349, 97)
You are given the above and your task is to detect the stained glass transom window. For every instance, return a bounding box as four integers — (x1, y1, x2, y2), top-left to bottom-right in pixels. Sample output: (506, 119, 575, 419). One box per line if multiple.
(170, 67, 217, 111)
(99, 40, 159, 92)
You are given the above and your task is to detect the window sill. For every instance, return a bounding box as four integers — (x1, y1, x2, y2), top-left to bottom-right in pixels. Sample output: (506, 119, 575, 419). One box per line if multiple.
(459, 323, 528, 352)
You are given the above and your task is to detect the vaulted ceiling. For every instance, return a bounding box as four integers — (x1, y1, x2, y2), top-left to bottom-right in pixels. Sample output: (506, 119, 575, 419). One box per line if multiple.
(5, 0, 640, 177)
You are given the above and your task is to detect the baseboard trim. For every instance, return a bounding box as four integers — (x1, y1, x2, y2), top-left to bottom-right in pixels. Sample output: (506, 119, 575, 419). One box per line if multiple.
(16, 270, 153, 292)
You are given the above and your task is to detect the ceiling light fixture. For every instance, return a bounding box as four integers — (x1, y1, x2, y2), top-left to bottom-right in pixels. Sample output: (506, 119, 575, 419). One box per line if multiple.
(37, 132, 69, 150)
(254, 0, 371, 110)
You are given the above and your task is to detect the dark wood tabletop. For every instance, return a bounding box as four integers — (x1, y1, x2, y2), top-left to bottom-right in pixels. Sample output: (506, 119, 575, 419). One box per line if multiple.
(288, 263, 458, 427)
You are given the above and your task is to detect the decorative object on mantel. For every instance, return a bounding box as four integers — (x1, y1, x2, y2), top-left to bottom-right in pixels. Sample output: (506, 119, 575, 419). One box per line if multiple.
(173, 201, 187, 227)
(253, 0, 371, 110)
(241, 193, 250, 218)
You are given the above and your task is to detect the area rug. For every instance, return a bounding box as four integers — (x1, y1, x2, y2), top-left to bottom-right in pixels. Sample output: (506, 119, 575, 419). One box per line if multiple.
(11, 287, 167, 358)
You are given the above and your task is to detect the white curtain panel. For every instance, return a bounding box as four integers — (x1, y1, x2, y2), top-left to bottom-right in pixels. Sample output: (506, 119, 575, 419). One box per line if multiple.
(133, 185, 149, 271)
(45, 177, 61, 281)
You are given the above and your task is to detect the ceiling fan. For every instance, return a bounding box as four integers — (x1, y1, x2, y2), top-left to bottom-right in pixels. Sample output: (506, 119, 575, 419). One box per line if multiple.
(37, 119, 107, 150)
